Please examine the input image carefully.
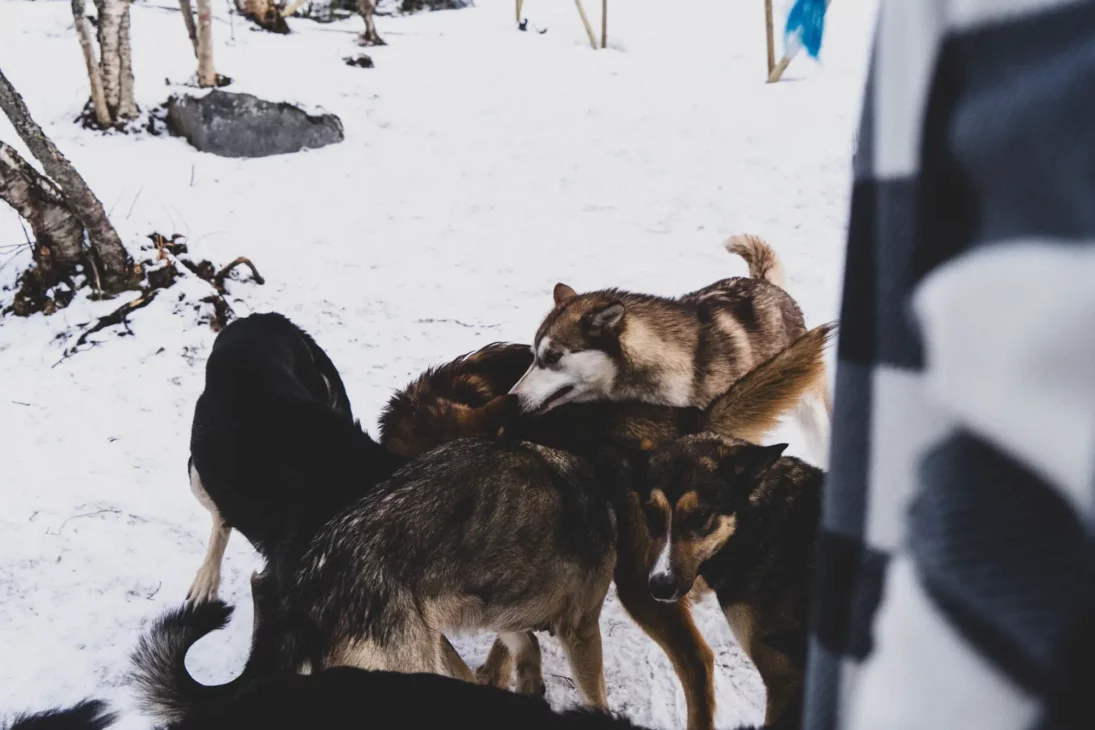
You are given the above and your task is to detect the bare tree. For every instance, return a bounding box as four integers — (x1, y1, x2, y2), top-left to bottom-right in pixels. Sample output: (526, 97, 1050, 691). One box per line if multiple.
(0, 67, 132, 291)
(196, 0, 217, 86)
(72, 0, 138, 127)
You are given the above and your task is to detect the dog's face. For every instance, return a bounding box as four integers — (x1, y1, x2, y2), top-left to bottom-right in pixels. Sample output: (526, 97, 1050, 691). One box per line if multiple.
(641, 436, 787, 602)
(509, 284, 625, 413)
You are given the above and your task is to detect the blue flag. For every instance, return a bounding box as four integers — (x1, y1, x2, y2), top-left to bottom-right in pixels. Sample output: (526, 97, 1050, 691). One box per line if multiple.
(785, 0, 827, 58)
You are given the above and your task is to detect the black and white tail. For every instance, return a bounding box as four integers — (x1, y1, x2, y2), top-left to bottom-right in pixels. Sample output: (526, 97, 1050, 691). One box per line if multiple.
(4, 700, 115, 730)
(129, 600, 237, 724)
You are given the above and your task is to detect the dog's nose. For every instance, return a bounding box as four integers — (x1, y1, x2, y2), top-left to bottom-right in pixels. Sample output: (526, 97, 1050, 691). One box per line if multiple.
(648, 573, 679, 602)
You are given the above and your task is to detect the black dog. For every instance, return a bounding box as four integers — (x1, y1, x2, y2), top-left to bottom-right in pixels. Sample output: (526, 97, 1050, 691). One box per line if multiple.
(185, 312, 404, 603)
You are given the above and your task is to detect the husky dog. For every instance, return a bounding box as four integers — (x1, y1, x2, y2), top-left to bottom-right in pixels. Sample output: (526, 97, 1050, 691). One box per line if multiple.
(2, 702, 115, 730)
(638, 435, 824, 726)
(377, 324, 834, 729)
(130, 597, 792, 730)
(186, 312, 403, 603)
(510, 236, 823, 411)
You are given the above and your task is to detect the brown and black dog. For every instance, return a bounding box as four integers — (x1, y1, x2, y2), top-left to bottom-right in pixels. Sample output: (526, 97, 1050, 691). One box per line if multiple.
(636, 436, 824, 726)
(378, 323, 834, 730)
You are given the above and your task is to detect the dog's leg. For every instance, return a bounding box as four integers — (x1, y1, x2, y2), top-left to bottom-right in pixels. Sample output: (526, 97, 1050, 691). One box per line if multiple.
(186, 463, 231, 603)
(476, 636, 514, 689)
(724, 603, 801, 726)
(558, 610, 608, 709)
(616, 583, 716, 730)
(501, 631, 545, 696)
(440, 635, 477, 683)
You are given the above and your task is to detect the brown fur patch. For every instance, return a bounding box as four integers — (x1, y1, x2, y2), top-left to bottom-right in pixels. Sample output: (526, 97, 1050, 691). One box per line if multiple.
(704, 322, 836, 443)
(379, 343, 532, 458)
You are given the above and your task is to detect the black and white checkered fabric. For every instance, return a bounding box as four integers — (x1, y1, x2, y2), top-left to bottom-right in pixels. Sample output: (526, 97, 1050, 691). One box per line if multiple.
(805, 1, 1095, 728)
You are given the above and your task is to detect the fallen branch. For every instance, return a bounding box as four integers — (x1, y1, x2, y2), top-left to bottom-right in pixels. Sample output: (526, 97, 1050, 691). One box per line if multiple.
(73, 289, 159, 348)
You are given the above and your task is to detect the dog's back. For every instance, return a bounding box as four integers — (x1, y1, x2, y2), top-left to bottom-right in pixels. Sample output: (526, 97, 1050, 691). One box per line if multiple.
(189, 313, 400, 557)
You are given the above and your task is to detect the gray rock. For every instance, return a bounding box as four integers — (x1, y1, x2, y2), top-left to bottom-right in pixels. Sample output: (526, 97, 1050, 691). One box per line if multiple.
(165, 90, 344, 158)
(398, 0, 473, 11)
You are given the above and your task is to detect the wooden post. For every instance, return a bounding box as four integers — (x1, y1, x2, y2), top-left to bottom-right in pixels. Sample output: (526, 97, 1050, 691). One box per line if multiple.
(575, 0, 598, 49)
(764, 0, 775, 77)
(768, 0, 833, 84)
(601, 0, 607, 49)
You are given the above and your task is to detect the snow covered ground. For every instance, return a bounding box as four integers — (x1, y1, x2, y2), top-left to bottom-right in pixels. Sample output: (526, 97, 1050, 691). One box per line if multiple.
(0, 1, 876, 726)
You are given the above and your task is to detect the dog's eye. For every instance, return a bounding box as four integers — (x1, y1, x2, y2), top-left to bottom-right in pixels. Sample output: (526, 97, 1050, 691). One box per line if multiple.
(541, 350, 562, 366)
(643, 503, 666, 535)
(687, 509, 715, 534)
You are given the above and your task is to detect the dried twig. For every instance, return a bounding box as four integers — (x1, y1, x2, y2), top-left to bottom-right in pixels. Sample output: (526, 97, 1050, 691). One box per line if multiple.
(46, 507, 122, 535)
(73, 290, 159, 348)
(212, 256, 264, 292)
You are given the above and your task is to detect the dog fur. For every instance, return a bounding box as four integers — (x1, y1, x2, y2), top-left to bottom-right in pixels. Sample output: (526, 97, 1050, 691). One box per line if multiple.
(638, 435, 824, 726)
(509, 236, 820, 416)
(2, 701, 115, 730)
(130, 597, 790, 730)
(376, 324, 834, 729)
(379, 342, 533, 459)
(147, 438, 618, 711)
(186, 312, 404, 603)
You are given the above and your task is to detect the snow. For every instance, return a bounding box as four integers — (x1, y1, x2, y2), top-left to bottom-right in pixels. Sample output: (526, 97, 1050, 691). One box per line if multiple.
(0, 1, 876, 727)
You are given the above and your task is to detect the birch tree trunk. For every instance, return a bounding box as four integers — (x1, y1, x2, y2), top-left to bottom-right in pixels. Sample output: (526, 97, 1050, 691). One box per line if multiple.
(0, 142, 85, 274)
(179, 0, 200, 56)
(358, 0, 384, 45)
(117, 5, 139, 119)
(95, 0, 125, 117)
(0, 68, 131, 290)
(196, 0, 217, 87)
(72, 0, 111, 128)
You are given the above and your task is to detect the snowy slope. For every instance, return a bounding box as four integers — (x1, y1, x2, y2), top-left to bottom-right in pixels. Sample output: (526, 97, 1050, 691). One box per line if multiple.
(0, 1, 876, 727)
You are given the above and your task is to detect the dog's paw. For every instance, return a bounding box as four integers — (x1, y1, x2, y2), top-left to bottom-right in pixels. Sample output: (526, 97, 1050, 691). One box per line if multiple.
(475, 662, 510, 690)
(186, 565, 221, 604)
(514, 663, 546, 697)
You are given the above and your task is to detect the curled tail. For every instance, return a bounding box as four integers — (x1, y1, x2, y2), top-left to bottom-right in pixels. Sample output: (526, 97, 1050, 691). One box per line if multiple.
(704, 322, 836, 442)
(129, 600, 242, 724)
(4, 701, 115, 730)
(726, 234, 787, 289)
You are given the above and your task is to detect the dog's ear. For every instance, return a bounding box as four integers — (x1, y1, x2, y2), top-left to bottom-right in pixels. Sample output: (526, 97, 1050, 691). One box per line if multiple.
(719, 443, 787, 485)
(480, 394, 520, 437)
(584, 302, 625, 336)
(554, 283, 578, 307)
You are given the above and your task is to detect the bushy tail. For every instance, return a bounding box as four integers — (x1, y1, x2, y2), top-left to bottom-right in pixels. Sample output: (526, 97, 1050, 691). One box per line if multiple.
(129, 600, 238, 724)
(704, 322, 836, 442)
(726, 234, 787, 289)
(4, 700, 115, 730)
